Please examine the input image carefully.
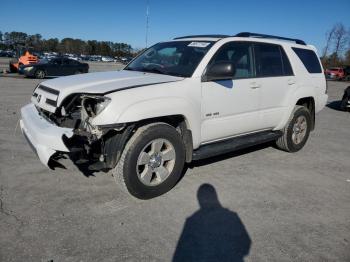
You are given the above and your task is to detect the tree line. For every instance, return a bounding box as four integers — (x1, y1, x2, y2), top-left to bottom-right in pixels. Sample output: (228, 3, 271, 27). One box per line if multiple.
(321, 23, 350, 68)
(0, 31, 134, 57)
(1, 26, 349, 66)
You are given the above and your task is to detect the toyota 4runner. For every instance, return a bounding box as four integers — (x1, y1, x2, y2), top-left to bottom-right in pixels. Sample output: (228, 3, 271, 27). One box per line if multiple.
(20, 32, 328, 199)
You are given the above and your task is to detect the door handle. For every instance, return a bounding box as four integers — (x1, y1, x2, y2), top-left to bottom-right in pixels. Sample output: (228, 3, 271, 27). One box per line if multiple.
(288, 79, 296, 85)
(250, 82, 261, 89)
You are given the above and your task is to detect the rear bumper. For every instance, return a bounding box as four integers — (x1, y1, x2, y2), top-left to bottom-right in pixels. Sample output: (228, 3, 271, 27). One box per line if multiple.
(20, 103, 73, 167)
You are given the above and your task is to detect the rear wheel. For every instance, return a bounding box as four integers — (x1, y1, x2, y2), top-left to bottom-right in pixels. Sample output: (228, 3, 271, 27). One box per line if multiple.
(35, 69, 46, 79)
(113, 123, 185, 199)
(276, 106, 311, 152)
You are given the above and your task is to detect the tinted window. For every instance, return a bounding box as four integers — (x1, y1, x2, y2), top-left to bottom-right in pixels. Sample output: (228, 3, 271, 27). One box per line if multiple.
(254, 43, 284, 77)
(292, 47, 322, 73)
(209, 42, 254, 79)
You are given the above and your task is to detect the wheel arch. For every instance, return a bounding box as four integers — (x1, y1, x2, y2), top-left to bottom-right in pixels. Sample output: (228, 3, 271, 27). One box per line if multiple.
(296, 97, 315, 130)
(104, 114, 194, 169)
(133, 114, 194, 163)
(275, 93, 316, 131)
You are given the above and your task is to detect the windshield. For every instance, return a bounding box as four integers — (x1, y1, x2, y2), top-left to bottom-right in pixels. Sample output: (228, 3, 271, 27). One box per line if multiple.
(125, 41, 214, 77)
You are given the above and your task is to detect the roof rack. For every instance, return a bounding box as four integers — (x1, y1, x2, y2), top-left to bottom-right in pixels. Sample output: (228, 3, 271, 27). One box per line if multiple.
(174, 34, 230, 40)
(235, 32, 306, 45)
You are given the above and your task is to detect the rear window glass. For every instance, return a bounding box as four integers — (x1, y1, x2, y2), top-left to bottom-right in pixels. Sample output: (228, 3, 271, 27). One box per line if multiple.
(292, 48, 322, 73)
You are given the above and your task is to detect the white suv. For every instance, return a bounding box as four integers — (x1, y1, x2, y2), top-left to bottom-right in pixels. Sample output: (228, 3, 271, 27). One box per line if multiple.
(20, 32, 328, 199)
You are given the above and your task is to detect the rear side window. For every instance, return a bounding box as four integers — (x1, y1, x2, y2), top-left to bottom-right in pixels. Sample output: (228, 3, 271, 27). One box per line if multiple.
(254, 43, 293, 77)
(292, 47, 322, 73)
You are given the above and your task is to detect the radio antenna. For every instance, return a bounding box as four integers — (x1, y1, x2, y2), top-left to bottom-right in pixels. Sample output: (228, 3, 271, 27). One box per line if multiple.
(145, 0, 150, 48)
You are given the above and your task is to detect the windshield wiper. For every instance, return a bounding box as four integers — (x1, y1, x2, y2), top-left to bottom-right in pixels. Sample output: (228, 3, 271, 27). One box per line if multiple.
(141, 68, 166, 75)
(124, 67, 136, 71)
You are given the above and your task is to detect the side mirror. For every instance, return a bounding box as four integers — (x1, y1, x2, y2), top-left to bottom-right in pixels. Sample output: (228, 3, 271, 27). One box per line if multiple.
(202, 61, 235, 82)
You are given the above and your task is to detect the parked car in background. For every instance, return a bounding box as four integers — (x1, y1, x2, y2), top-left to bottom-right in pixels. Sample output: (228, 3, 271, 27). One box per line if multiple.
(19, 57, 89, 78)
(101, 56, 115, 62)
(0, 50, 16, 57)
(120, 56, 133, 64)
(89, 55, 102, 62)
(343, 66, 350, 81)
(340, 86, 350, 111)
(325, 67, 345, 80)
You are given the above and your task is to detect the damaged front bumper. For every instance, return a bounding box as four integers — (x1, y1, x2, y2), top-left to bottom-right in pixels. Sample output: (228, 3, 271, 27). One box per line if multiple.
(20, 103, 74, 167)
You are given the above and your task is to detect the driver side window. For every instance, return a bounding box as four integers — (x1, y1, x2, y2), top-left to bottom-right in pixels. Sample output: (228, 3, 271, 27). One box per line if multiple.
(210, 42, 254, 79)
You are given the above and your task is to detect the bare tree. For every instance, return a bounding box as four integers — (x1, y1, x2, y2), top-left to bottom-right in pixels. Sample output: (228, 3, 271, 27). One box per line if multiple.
(332, 23, 348, 58)
(322, 26, 336, 58)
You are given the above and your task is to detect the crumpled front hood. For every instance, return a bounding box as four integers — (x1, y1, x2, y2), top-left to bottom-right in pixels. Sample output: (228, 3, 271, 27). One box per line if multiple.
(41, 70, 184, 106)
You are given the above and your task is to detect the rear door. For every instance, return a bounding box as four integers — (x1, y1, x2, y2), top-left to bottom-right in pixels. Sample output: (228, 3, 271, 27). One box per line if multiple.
(253, 43, 295, 129)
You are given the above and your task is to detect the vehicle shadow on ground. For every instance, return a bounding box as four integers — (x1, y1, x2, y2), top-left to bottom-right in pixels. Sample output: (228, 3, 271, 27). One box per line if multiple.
(173, 184, 251, 262)
(187, 142, 272, 169)
(51, 154, 101, 177)
(69, 142, 273, 178)
(327, 100, 347, 112)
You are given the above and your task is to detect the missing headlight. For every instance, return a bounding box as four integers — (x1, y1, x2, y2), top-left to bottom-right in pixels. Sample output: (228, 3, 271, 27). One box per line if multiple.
(82, 95, 111, 117)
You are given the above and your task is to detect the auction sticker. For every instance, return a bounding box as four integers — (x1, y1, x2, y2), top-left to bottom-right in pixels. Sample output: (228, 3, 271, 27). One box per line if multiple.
(188, 42, 211, 48)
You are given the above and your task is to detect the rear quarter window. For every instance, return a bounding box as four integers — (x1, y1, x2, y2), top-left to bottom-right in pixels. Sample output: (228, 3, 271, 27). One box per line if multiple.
(292, 47, 322, 74)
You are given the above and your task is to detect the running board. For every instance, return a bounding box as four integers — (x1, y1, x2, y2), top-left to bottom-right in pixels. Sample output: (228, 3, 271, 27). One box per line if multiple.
(192, 131, 282, 161)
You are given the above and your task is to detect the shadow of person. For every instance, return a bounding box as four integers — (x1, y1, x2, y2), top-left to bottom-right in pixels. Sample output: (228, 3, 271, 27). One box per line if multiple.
(173, 184, 251, 262)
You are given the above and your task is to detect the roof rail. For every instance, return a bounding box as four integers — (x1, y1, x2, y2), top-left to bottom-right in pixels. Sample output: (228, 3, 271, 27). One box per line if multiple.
(235, 32, 306, 45)
(174, 34, 230, 40)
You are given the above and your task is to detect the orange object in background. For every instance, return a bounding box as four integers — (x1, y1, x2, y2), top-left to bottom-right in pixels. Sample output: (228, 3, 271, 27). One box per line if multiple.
(9, 50, 38, 73)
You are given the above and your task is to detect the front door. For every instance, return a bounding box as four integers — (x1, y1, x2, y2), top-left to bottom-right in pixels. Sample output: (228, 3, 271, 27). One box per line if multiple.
(201, 41, 262, 143)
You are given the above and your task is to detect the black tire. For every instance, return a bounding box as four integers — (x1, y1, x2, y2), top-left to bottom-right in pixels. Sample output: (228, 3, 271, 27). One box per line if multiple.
(276, 106, 312, 152)
(74, 70, 82, 75)
(35, 69, 46, 79)
(340, 87, 350, 111)
(113, 123, 185, 199)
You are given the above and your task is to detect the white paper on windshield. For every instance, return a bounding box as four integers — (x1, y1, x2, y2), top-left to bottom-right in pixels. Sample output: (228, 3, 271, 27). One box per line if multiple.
(188, 42, 210, 48)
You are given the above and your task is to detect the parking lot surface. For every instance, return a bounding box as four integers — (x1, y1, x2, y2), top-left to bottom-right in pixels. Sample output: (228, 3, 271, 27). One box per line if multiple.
(0, 69, 349, 261)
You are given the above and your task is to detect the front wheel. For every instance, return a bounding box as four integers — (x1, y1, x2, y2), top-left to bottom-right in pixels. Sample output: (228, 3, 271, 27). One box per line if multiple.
(113, 123, 185, 199)
(276, 106, 311, 152)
